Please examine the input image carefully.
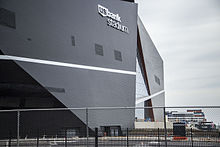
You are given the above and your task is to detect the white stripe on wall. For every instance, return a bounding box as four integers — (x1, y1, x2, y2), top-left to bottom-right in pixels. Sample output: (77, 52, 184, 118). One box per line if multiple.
(0, 55, 136, 75)
(136, 90, 165, 105)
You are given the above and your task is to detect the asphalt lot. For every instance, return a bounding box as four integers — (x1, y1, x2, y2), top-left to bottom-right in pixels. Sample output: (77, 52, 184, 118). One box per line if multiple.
(1, 138, 220, 147)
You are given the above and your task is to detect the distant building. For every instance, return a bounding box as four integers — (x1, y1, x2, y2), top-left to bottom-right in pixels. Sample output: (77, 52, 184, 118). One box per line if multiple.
(167, 109, 206, 126)
(195, 122, 216, 131)
(167, 110, 217, 130)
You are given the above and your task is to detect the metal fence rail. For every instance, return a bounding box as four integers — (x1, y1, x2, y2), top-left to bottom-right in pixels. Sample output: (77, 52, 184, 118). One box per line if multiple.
(0, 106, 219, 147)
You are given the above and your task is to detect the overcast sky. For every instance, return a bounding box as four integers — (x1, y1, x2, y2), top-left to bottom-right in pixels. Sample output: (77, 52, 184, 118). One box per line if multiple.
(135, 0, 220, 107)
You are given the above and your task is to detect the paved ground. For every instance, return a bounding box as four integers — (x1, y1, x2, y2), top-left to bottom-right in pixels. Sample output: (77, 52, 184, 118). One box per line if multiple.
(1, 137, 220, 147)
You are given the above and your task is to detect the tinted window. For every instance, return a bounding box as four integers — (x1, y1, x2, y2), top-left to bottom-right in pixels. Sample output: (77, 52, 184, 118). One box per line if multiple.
(0, 8, 16, 29)
(114, 50, 122, 61)
(95, 44, 104, 56)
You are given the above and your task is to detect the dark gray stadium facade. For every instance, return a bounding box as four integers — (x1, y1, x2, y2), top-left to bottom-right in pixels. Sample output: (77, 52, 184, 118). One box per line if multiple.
(0, 0, 164, 138)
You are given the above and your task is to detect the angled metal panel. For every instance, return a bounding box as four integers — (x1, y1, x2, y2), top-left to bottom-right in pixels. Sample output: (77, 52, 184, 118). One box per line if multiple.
(138, 17, 164, 95)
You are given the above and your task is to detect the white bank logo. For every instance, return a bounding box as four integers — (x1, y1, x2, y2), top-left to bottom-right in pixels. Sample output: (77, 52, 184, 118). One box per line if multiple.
(98, 4, 129, 34)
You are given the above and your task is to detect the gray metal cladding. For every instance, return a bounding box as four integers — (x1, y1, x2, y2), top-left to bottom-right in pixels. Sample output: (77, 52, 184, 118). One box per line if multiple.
(0, 0, 137, 129)
(13, 61, 136, 128)
(0, 0, 137, 72)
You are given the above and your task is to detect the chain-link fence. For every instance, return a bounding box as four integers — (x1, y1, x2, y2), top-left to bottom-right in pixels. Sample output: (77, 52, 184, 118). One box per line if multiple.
(0, 106, 220, 147)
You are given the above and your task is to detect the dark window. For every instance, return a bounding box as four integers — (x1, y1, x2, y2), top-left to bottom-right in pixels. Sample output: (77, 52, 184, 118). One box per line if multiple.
(0, 8, 16, 29)
(122, 0, 134, 2)
(71, 36, 75, 46)
(0, 50, 3, 55)
(114, 50, 122, 61)
(95, 43, 104, 56)
(154, 75, 160, 85)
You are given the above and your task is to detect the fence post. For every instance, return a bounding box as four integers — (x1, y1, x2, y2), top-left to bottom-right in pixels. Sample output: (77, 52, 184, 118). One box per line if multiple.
(9, 131, 11, 147)
(86, 108, 89, 147)
(127, 128, 129, 147)
(191, 128, 193, 147)
(95, 128, 98, 147)
(158, 128, 160, 147)
(17, 111, 20, 147)
(36, 129, 39, 147)
(163, 107, 167, 147)
(65, 129, 67, 147)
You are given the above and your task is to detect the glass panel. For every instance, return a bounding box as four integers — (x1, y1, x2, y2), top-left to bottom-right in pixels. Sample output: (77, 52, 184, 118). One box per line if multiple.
(135, 58, 149, 119)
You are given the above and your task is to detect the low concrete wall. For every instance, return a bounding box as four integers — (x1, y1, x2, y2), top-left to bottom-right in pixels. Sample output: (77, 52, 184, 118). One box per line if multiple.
(135, 122, 173, 129)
